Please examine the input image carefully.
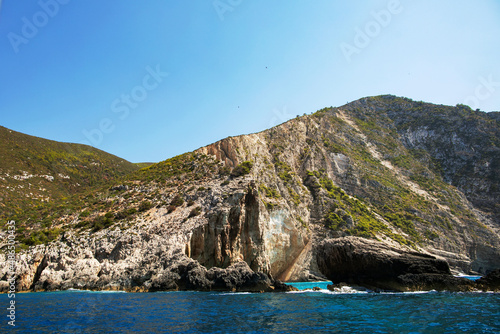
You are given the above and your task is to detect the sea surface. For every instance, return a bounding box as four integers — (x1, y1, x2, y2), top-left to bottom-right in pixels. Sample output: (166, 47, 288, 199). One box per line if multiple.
(3, 288, 499, 333)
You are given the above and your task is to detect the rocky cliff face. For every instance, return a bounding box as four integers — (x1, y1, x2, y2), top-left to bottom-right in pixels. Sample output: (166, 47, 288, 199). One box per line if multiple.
(316, 236, 476, 292)
(187, 186, 310, 280)
(2, 95, 499, 292)
(344, 96, 500, 218)
(1, 210, 294, 293)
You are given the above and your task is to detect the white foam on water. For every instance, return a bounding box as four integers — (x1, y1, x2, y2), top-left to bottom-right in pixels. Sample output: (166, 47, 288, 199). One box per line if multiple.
(65, 288, 126, 293)
(218, 292, 252, 296)
(321, 286, 370, 294)
(97, 290, 127, 293)
(287, 286, 369, 295)
(380, 290, 438, 295)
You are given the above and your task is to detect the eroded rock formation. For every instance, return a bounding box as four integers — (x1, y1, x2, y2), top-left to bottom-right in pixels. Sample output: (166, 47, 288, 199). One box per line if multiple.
(316, 237, 475, 291)
(1, 96, 499, 292)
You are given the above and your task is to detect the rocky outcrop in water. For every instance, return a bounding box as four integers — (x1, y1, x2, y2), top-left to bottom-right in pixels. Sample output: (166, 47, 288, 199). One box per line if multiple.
(316, 237, 475, 291)
(476, 269, 500, 292)
(149, 255, 294, 292)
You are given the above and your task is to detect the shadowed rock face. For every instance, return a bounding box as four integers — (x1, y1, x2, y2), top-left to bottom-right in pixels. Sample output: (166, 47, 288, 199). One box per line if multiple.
(476, 269, 500, 292)
(188, 186, 265, 272)
(149, 257, 295, 293)
(316, 237, 475, 291)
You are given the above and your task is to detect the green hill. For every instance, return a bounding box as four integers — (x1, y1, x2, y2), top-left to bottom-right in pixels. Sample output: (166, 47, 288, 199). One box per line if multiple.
(0, 126, 139, 229)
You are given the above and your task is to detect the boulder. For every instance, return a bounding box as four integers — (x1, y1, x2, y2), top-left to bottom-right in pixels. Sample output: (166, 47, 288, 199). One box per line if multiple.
(476, 269, 500, 292)
(316, 237, 475, 291)
(397, 274, 475, 292)
(145, 255, 295, 293)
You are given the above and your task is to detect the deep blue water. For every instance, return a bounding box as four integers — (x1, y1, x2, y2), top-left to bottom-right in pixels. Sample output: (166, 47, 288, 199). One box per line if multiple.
(2, 290, 499, 333)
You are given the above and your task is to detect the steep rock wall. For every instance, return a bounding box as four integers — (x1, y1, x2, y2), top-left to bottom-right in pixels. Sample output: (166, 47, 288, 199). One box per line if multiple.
(187, 184, 310, 279)
(2, 96, 500, 292)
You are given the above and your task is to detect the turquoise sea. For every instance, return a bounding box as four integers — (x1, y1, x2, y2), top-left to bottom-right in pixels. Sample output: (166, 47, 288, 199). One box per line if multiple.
(285, 281, 334, 290)
(3, 287, 499, 333)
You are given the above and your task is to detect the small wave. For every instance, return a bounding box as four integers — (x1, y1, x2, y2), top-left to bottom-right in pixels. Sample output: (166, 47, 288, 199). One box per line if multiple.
(217, 292, 252, 296)
(97, 290, 127, 293)
(287, 286, 369, 295)
(380, 290, 438, 295)
(66, 288, 85, 292)
(322, 286, 370, 294)
(65, 288, 127, 294)
(287, 289, 322, 294)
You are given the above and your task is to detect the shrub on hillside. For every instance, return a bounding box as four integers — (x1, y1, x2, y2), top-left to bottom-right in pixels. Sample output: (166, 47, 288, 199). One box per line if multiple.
(170, 194, 184, 207)
(188, 206, 202, 217)
(138, 201, 152, 212)
(230, 161, 253, 177)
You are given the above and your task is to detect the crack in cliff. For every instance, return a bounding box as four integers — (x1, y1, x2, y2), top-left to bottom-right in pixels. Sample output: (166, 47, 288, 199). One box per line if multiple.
(30, 254, 48, 290)
(243, 184, 262, 272)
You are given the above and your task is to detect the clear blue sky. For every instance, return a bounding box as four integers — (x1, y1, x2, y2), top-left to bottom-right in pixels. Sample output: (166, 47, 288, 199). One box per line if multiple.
(1, 0, 499, 163)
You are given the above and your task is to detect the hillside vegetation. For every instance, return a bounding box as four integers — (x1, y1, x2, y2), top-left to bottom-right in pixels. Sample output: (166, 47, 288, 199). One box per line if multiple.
(1, 96, 499, 275)
(0, 126, 138, 241)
